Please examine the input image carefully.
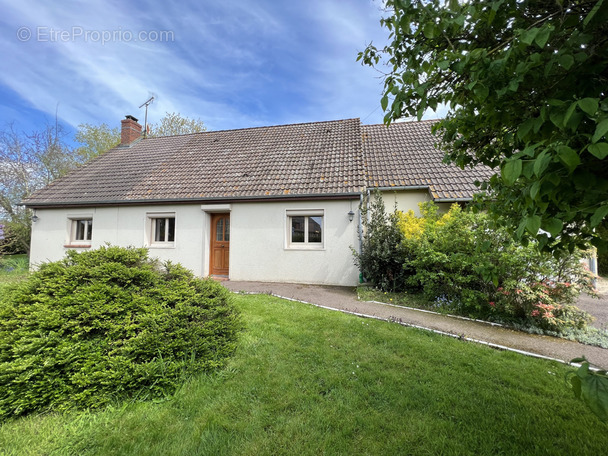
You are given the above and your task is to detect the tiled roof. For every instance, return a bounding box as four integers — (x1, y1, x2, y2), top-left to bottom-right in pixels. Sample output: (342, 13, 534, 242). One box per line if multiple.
(23, 118, 491, 207)
(24, 118, 366, 206)
(362, 121, 493, 200)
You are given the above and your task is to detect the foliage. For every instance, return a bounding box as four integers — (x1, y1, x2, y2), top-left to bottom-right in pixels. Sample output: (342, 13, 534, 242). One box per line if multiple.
(74, 123, 120, 162)
(359, 0, 608, 254)
(1, 294, 607, 454)
(0, 246, 241, 421)
(148, 111, 207, 137)
(568, 357, 608, 422)
(0, 123, 75, 254)
(0, 254, 28, 277)
(400, 202, 595, 331)
(353, 192, 408, 292)
(356, 194, 596, 332)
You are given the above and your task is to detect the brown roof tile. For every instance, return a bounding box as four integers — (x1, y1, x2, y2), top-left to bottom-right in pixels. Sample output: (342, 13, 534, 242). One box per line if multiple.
(24, 118, 491, 207)
(362, 121, 493, 200)
(25, 118, 366, 206)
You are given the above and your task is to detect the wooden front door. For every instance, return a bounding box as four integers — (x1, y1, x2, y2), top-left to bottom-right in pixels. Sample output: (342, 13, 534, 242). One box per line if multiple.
(210, 213, 230, 276)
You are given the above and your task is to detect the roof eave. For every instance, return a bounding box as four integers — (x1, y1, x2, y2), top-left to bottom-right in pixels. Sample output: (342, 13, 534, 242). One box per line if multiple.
(23, 191, 364, 209)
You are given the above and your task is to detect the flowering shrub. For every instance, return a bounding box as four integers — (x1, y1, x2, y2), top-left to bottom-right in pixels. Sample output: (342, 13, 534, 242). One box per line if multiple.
(356, 195, 597, 333)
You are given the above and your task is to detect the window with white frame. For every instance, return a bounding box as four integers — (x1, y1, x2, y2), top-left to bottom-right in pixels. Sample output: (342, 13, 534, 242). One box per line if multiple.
(286, 209, 324, 249)
(148, 214, 175, 246)
(68, 218, 93, 246)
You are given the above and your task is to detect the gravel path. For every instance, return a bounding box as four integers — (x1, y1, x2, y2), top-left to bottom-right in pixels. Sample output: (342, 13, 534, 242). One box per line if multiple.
(224, 280, 608, 369)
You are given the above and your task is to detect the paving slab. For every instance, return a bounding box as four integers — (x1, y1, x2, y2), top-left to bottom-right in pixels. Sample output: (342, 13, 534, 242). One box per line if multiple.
(224, 281, 608, 369)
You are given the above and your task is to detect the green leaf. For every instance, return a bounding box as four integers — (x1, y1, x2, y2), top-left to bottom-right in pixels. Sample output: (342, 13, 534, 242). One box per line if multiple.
(520, 28, 539, 45)
(584, 0, 605, 27)
(534, 26, 551, 48)
(563, 102, 578, 128)
(558, 54, 574, 70)
(557, 145, 580, 172)
(454, 14, 465, 27)
(530, 180, 541, 200)
(502, 159, 522, 185)
(517, 118, 535, 140)
(525, 215, 541, 235)
(574, 362, 608, 422)
(578, 98, 599, 116)
(437, 60, 450, 70)
(542, 218, 563, 237)
(381, 95, 389, 111)
(533, 151, 551, 176)
(588, 143, 608, 160)
(423, 22, 436, 39)
(591, 206, 608, 228)
(592, 119, 608, 143)
(474, 84, 489, 101)
(515, 218, 527, 239)
(522, 161, 534, 179)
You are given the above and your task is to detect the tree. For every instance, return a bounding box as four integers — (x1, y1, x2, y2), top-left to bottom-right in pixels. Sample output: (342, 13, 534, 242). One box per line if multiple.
(74, 123, 120, 162)
(359, 0, 608, 253)
(73, 112, 207, 160)
(0, 123, 75, 253)
(148, 111, 207, 137)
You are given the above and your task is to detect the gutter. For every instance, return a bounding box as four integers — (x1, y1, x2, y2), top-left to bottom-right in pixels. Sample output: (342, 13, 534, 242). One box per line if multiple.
(433, 197, 474, 203)
(371, 185, 474, 203)
(23, 192, 364, 209)
(372, 185, 430, 191)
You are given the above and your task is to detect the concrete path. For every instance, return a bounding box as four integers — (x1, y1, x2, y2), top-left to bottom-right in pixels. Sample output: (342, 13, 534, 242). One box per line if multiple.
(224, 281, 608, 369)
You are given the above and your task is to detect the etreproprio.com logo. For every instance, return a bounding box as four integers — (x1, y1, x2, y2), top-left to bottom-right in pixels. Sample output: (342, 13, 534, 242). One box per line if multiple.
(17, 26, 174, 45)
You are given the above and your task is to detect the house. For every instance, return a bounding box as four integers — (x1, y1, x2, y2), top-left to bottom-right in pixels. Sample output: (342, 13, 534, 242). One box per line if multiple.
(23, 116, 491, 286)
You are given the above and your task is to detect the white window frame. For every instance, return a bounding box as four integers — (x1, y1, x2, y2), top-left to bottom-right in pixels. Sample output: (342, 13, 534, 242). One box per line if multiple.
(66, 215, 93, 247)
(147, 212, 176, 248)
(285, 209, 324, 250)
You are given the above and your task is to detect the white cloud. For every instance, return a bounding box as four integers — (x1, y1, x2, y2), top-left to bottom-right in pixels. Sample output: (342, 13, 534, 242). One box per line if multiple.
(0, 0, 401, 133)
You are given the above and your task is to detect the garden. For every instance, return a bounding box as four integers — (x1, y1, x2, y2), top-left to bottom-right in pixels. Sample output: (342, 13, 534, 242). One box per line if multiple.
(354, 194, 608, 347)
(0, 243, 607, 452)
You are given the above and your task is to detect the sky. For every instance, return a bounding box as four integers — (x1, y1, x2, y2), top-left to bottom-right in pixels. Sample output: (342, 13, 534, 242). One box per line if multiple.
(0, 0, 416, 140)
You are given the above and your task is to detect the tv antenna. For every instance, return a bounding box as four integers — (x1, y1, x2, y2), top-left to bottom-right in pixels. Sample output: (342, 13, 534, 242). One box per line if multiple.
(139, 96, 155, 138)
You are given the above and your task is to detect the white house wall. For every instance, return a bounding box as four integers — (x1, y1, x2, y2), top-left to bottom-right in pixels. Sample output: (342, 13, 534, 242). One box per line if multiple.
(229, 200, 360, 286)
(380, 190, 451, 214)
(29, 205, 206, 276)
(29, 199, 361, 286)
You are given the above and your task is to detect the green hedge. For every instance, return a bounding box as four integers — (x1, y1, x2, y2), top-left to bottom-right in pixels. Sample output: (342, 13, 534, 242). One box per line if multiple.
(0, 246, 241, 421)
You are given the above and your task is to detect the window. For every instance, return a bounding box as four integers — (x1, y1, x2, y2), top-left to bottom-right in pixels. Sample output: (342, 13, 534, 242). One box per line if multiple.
(67, 218, 93, 247)
(286, 210, 323, 249)
(148, 214, 176, 247)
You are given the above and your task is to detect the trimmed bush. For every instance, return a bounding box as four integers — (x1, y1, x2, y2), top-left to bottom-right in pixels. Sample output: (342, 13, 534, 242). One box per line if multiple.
(0, 246, 241, 421)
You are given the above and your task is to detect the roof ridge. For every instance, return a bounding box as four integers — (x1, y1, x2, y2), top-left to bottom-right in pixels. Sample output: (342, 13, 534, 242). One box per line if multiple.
(362, 118, 441, 127)
(141, 117, 363, 141)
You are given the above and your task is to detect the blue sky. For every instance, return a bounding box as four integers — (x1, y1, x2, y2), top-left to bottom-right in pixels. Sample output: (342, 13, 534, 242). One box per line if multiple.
(0, 0, 408, 138)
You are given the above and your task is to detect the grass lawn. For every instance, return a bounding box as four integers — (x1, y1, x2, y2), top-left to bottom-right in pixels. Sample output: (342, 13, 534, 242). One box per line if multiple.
(0, 254, 29, 293)
(1, 293, 607, 455)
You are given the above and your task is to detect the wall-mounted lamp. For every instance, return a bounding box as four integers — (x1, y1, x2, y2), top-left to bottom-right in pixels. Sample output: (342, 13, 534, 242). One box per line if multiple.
(348, 210, 355, 222)
(31, 211, 39, 223)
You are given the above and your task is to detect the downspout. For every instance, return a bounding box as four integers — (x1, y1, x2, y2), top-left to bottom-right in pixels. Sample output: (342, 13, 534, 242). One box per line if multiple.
(358, 193, 364, 283)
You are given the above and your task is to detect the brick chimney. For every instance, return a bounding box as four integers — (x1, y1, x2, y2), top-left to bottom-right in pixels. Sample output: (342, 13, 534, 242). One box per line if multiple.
(120, 115, 142, 146)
